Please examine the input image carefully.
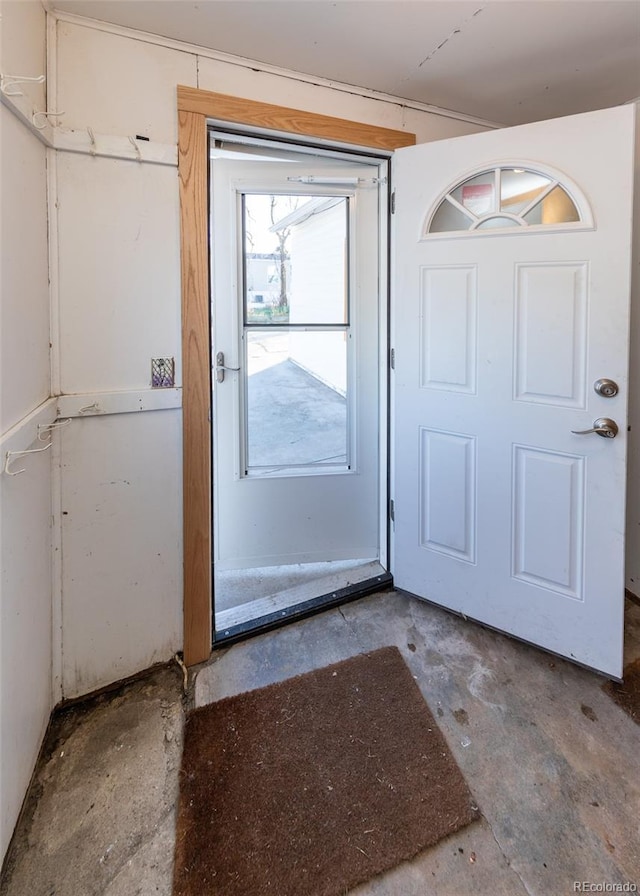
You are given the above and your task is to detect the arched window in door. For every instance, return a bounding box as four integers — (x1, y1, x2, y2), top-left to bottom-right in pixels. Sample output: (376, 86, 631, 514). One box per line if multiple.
(425, 165, 592, 236)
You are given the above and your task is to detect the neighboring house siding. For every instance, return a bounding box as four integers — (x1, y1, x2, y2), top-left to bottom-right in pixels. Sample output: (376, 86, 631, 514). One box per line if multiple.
(289, 200, 347, 394)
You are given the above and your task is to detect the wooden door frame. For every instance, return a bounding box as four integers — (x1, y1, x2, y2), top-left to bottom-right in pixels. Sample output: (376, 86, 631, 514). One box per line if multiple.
(177, 84, 416, 665)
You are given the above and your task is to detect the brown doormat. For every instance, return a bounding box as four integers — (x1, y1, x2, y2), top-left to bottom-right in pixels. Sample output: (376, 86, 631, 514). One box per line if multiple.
(603, 657, 640, 724)
(173, 646, 479, 896)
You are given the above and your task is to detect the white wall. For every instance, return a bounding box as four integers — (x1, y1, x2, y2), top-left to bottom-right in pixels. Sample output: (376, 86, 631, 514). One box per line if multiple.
(0, 9, 49, 431)
(196, 54, 490, 145)
(59, 412, 182, 696)
(53, 23, 195, 698)
(55, 153, 183, 394)
(0, 1, 52, 863)
(0, 0, 46, 117)
(53, 152, 186, 700)
(52, 15, 491, 699)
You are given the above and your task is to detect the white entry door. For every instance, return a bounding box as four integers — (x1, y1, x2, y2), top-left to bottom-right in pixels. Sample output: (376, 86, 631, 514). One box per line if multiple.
(393, 105, 635, 677)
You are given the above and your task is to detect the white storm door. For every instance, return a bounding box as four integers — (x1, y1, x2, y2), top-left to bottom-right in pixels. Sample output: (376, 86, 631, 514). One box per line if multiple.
(393, 105, 635, 677)
(212, 158, 382, 571)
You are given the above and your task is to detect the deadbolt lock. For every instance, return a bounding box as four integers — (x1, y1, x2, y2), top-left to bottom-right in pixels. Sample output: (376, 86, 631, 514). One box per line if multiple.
(594, 378, 619, 398)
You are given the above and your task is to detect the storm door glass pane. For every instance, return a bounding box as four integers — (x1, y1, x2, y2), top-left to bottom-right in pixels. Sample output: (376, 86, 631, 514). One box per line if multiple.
(245, 330, 348, 472)
(243, 194, 348, 325)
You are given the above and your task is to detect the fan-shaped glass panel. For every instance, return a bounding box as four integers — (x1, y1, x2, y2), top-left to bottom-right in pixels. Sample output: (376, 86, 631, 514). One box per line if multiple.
(426, 167, 583, 235)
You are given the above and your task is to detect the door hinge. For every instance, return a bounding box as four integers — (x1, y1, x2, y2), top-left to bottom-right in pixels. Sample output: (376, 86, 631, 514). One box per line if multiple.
(390, 348, 395, 370)
(390, 499, 395, 521)
(391, 191, 396, 214)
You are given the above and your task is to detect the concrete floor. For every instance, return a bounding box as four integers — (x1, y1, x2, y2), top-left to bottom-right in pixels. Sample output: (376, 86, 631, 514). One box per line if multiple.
(247, 357, 347, 469)
(2, 592, 639, 896)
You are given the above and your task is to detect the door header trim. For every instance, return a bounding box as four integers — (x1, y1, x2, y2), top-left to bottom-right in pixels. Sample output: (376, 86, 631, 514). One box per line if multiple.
(177, 86, 416, 151)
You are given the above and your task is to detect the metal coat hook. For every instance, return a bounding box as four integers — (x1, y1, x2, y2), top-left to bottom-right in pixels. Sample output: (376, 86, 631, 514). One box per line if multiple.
(32, 109, 65, 130)
(78, 402, 101, 415)
(0, 73, 45, 97)
(128, 135, 142, 161)
(37, 419, 72, 441)
(4, 442, 51, 477)
(87, 127, 97, 155)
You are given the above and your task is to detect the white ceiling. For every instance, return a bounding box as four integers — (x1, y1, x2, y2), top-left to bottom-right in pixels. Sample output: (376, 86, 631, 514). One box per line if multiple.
(51, 0, 640, 125)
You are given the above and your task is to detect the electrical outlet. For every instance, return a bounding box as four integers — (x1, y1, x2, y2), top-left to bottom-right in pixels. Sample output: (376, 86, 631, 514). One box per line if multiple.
(151, 358, 175, 388)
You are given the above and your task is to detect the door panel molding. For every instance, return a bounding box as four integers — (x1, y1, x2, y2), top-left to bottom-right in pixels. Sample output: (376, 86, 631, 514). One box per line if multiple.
(177, 87, 415, 665)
